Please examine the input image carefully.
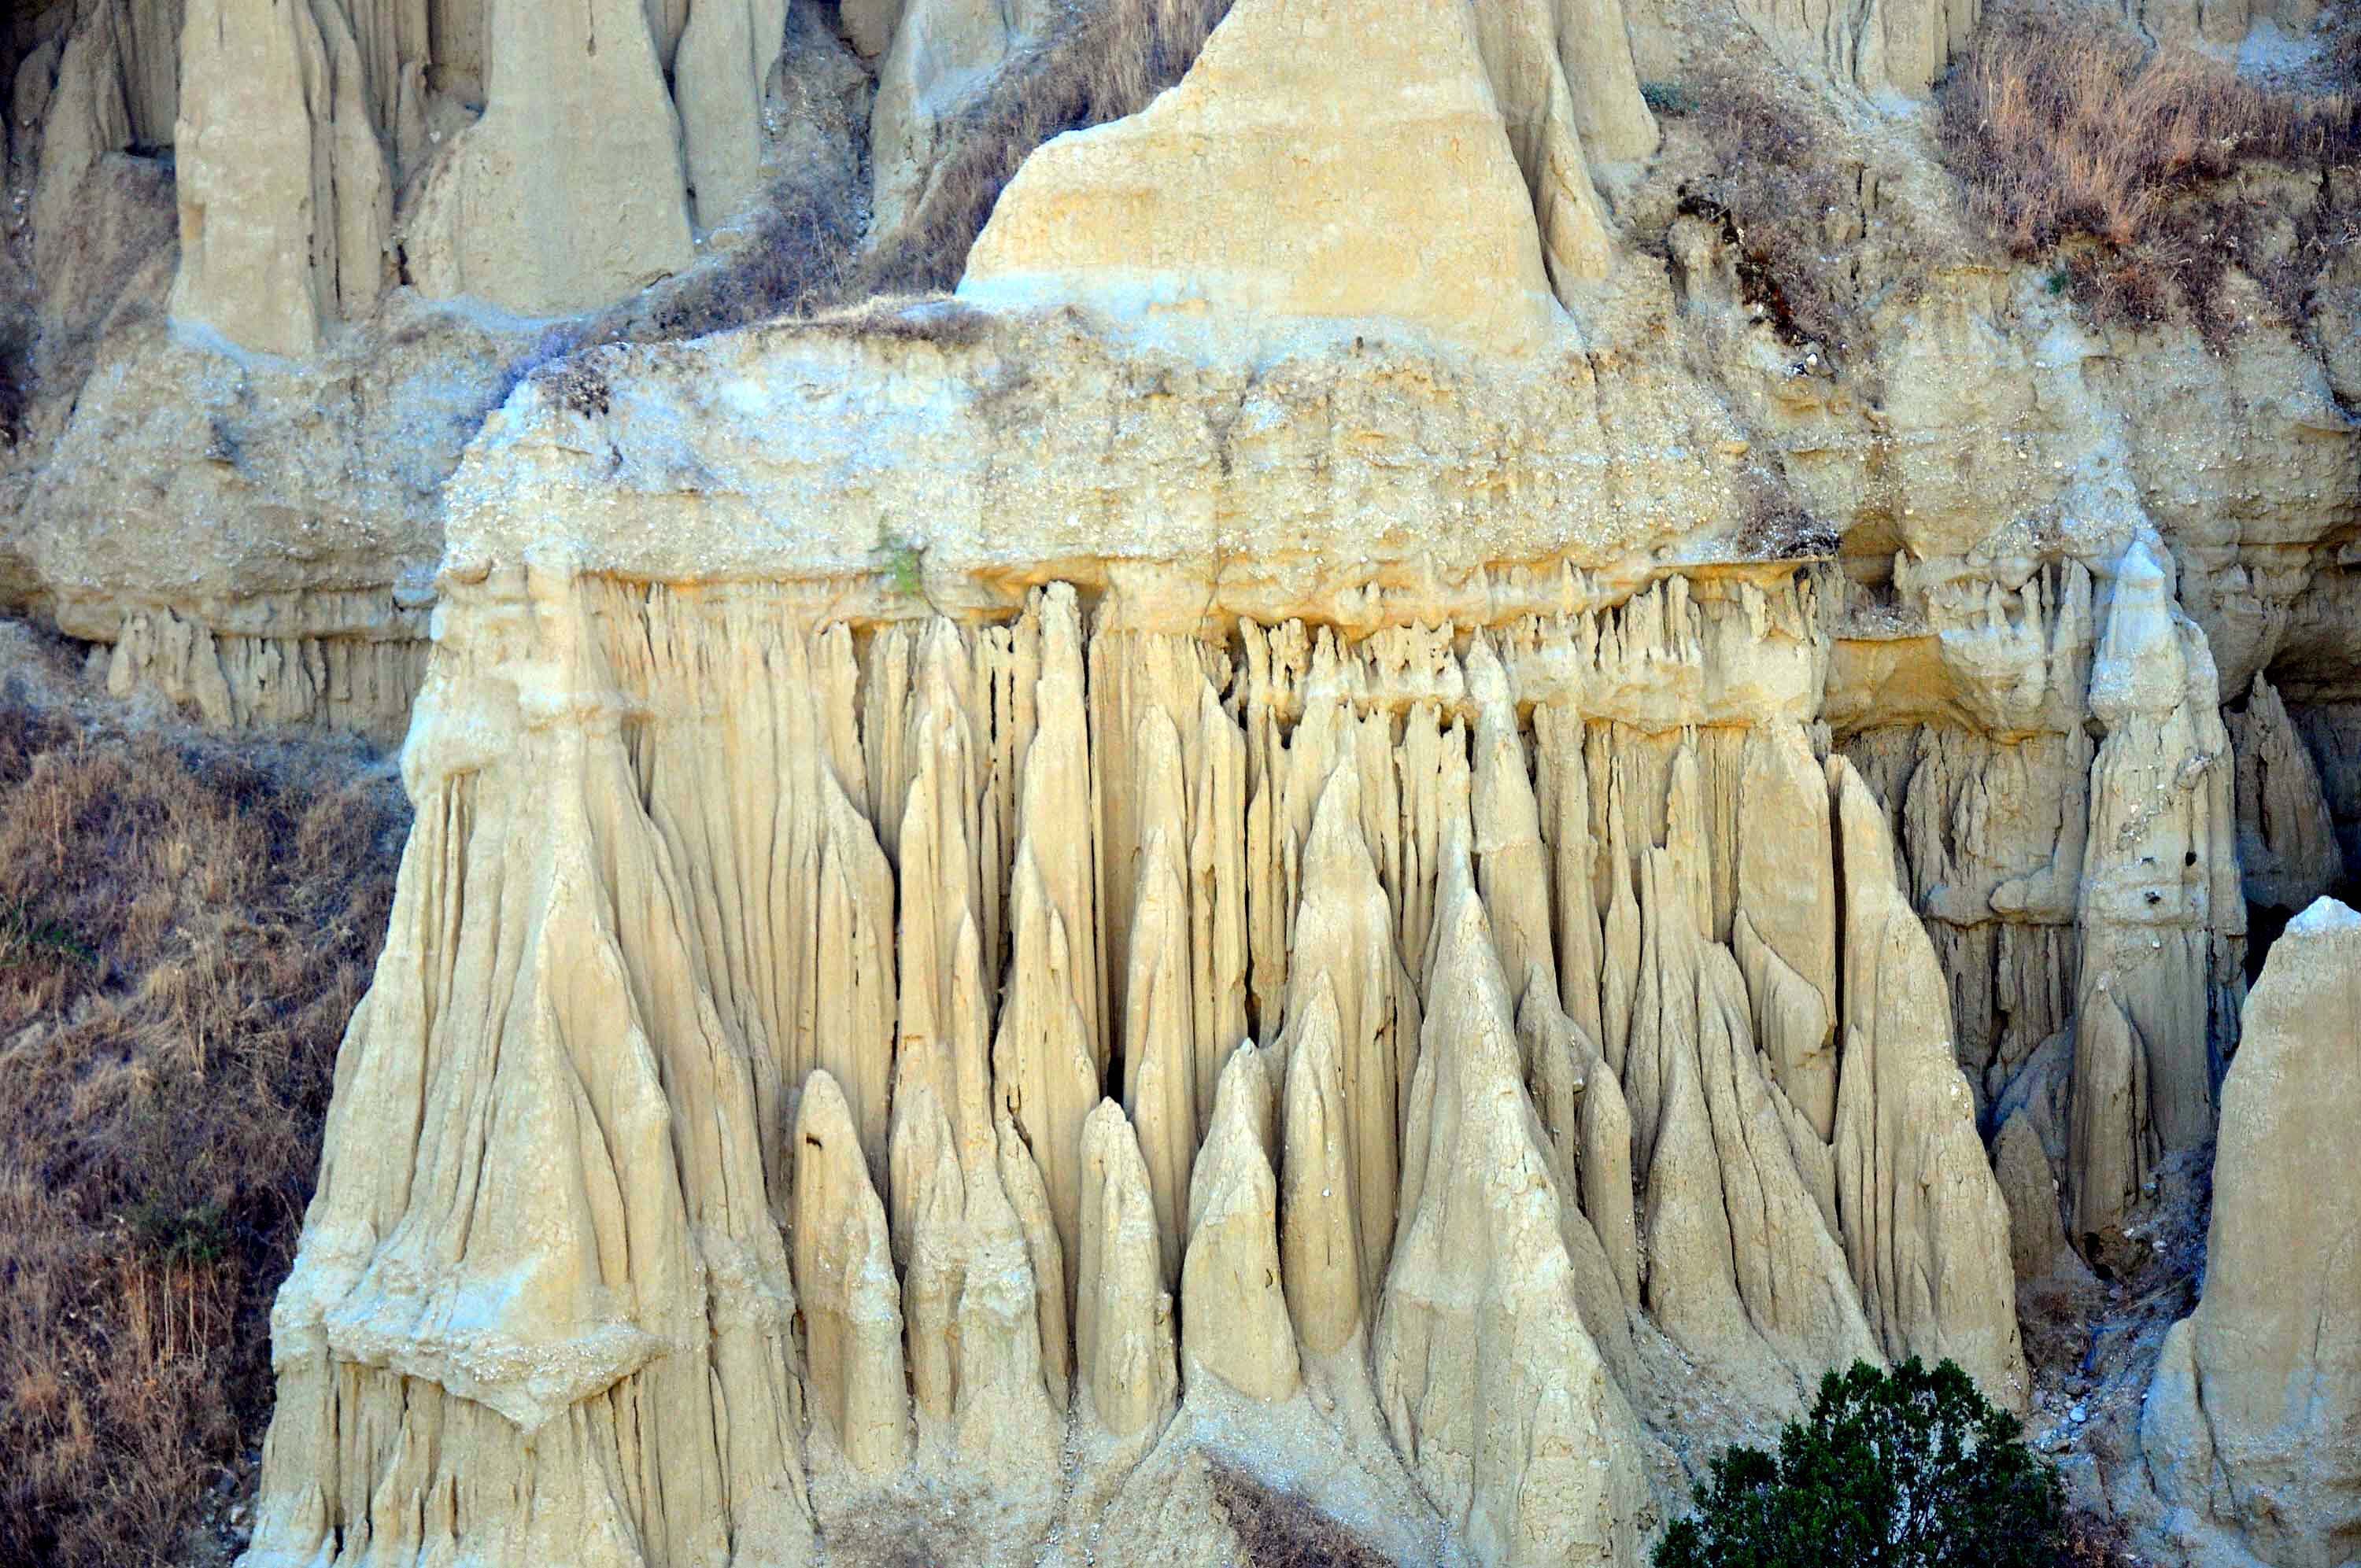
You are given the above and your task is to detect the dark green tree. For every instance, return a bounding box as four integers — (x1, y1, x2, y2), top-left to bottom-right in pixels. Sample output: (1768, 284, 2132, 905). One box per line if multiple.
(1654, 1357, 2064, 1568)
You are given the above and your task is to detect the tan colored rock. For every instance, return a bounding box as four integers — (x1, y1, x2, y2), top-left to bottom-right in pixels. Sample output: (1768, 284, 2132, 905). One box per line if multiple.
(1735, 0, 1975, 96)
(1180, 1043, 1300, 1403)
(1122, 824, 1197, 1288)
(1735, 723, 1839, 1138)
(955, 1128, 1067, 1471)
(1280, 761, 1420, 1297)
(841, 0, 903, 57)
(2144, 898, 2361, 1568)
(674, 0, 789, 229)
(1832, 757, 2030, 1411)
(242, 588, 819, 1565)
(992, 844, 1102, 1313)
(1076, 1100, 1179, 1441)
(869, 0, 1055, 238)
(404, 0, 692, 314)
(2065, 988, 2154, 1253)
(1278, 982, 1367, 1357)
(1991, 1110, 2094, 1295)
(890, 1083, 964, 1424)
(1375, 850, 1651, 1568)
(172, 0, 390, 355)
(29, 9, 130, 282)
(959, 0, 1562, 355)
(2078, 537, 2244, 1156)
(794, 1069, 912, 1478)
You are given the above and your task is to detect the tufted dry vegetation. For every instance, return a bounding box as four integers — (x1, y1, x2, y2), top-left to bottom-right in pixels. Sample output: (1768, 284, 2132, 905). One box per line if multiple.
(1207, 1459, 1392, 1568)
(1653, 65, 1868, 352)
(1940, 10, 2361, 341)
(0, 636, 407, 1567)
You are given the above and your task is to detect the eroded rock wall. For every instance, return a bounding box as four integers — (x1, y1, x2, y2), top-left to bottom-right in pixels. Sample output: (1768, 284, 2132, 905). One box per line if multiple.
(2142, 897, 2360, 1568)
(235, 407, 2038, 1564)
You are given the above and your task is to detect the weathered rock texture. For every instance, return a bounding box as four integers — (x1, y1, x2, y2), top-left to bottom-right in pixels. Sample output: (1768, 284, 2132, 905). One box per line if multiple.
(237, 338, 2030, 1559)
(4, 0, 2361, 1559)
(2141, 896, 2360, 1568)
(960, 0, 1565, 351)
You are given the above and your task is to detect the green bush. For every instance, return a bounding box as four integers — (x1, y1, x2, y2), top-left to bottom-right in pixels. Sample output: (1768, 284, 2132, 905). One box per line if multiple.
(1655, 1358, 2064, 1568)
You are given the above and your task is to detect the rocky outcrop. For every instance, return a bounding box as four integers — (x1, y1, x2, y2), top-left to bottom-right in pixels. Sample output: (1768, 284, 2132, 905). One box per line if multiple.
(675, 0, 790, 230)
(2075, 537, 2243, 1161)
(172, 0, 390, 356)
(1735, 0, 1977, 97)
(868, 0, 1058, 238)
(959, 0, 1565, 353)
(402, 0, 693, 315)
(2142, 897, 2360, 1568)
(2229, 673, 2341, 916)
(233, 286, 2039, 1555)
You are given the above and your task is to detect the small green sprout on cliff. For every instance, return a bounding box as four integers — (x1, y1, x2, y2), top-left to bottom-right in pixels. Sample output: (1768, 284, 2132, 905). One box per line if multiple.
(1655, 1358, 2064, 1568)
(875, 533, 926, 602)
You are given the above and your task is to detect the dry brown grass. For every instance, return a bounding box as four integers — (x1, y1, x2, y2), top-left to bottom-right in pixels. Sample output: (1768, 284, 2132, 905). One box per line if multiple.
(1206, 1459, 1391, 1568)
(0, 651, 406, 1566)
(1940, 10, 2361, 340)
(1653, 65, 1866, 351)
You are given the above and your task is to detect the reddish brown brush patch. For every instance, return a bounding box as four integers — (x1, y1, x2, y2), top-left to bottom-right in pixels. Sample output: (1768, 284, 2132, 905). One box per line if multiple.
(1207, 1458, 1393, 1568)
(0, 666, 406, 1567)
(1938, 9, 2361, 342)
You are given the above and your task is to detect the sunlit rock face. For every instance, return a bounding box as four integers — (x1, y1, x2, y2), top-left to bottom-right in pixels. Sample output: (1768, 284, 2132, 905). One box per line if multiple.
(237, 304, 2030, 1559)
(180, 0, 2361, 1560)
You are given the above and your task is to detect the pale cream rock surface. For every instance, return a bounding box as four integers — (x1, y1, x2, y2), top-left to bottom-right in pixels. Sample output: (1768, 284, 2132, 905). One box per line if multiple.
(958, 0, 1564, 355)
(172, 0, 391, 356)
(2143, 897, 2361, 1568)
(403, 0, 693, 314)
(674, 0, 790, 229)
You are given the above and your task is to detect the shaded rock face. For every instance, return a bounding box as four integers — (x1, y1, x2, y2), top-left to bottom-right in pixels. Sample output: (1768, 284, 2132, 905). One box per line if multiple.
(236, 488, 2028, 1564)
(2141, 897, 2361, 1568)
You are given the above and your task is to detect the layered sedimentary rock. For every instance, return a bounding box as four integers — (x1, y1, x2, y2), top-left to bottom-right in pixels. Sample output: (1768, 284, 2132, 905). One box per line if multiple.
(2142, 897, 2360, 1568)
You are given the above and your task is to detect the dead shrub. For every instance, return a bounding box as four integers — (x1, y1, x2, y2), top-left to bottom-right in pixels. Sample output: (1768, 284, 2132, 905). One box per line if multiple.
(1207, 1459, 1391, 1568)
(0, 671, 407, 1567)
(1939, 10, 2361, 341)
(1657, 66, 1864, 350)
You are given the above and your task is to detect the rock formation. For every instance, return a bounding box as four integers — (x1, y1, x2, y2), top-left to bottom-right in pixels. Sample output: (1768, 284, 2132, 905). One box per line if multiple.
(1, 0, 2358, 1562)
(959, 0, 1565, 352)
(172, 0, 390, 356)
(2142, 897, 2360, 1568)
(235, 492, 2031, 1562)
(401, 0, 694, 315)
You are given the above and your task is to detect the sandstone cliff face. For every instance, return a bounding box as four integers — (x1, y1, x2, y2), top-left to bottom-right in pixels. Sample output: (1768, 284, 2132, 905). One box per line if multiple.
(237, 473, 2027, 1564)
(2142, 897, 2360, 1568)
(0, 0, 2356, 1561)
